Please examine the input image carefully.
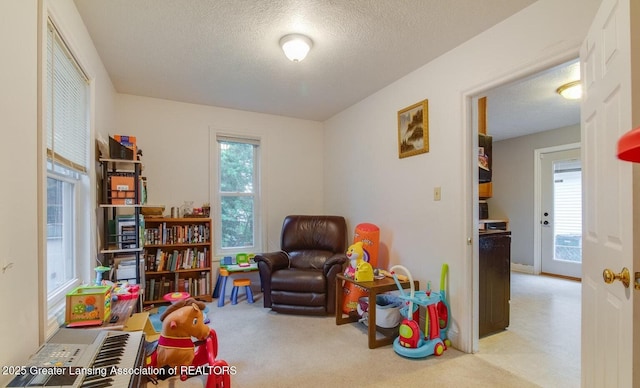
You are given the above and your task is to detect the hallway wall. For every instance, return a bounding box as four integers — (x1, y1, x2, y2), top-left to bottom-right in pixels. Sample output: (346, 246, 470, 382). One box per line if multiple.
(489, 125, 580, 267)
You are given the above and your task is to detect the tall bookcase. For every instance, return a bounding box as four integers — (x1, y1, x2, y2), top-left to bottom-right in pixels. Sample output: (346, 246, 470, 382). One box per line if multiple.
(99, 158, 144, 286)
(142, 217, 213, 305)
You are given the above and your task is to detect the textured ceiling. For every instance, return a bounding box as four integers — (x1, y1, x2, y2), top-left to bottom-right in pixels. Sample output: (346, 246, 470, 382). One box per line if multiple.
(73, 1, 578, 141)
(485, 58, 581, 141)
(73, 0, 540, 122)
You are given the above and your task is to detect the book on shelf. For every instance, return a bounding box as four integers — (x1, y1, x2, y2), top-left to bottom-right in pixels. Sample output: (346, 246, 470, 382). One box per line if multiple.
(144, 222, 211, 246)
(162, 278, 173, 296)
(143, 249, 154, 271)
(118, 222, 137, 249)
(148, 247, 209, 272)
(148, 278, 156, 301)
(170, 250, 178, 272)
(155, 249, 166, 272)
(180, 273, 209, 296)
(144, 273, 209, 301)
(116, 214, 144, 249)
(158, 276, 166, 296)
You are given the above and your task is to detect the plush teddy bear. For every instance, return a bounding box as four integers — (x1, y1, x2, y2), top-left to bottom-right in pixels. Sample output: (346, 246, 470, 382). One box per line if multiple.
(347, 241, 374, 282)
(156, 298, 211, 368)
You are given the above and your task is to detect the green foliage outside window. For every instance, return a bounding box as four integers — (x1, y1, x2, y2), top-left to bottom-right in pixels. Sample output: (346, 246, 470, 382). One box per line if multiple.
(219, 141, 255, 249)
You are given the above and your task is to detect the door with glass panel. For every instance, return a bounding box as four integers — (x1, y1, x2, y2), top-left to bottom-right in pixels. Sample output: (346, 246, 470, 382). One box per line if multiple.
(540, 147, 581, 279)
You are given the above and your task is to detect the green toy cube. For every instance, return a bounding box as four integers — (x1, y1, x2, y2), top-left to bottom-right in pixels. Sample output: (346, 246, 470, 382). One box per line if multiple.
(65, 285, 112, 324)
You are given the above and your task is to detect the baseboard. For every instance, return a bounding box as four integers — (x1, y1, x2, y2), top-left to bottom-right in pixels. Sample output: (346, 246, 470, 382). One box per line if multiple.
(511, 263, 534, 274)
(540, 272, 581, 282)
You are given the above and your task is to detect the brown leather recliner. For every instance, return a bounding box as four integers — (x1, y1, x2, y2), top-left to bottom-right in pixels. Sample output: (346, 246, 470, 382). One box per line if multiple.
(255, 215, 348, 316)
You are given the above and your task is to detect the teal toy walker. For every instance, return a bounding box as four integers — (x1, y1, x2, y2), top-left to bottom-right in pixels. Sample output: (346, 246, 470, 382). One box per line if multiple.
(391, 264, 451, 359)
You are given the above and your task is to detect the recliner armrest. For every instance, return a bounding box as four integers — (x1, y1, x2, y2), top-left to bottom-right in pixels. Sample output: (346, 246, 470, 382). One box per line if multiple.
(255, 251, 290, 309)
(323, 253, 348, 275)
(254, 251, 290, 272)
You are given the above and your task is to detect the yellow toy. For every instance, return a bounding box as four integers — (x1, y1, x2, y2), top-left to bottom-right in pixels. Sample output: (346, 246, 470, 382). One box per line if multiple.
(347, 241, 374, 282)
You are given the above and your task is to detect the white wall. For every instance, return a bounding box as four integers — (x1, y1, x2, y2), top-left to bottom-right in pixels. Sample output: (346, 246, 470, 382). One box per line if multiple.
(115, 94, 325, 253)
(490, 125, 581, 268)
(0, 2, 39, 382)
(0, 1, 117, 384)
(323, 0, 600, 352)
(0, 0, 602, 376)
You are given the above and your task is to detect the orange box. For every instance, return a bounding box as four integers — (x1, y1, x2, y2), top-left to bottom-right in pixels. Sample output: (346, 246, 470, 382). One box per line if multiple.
(114, 134, 137, 159)
(111, 175, 136, 205)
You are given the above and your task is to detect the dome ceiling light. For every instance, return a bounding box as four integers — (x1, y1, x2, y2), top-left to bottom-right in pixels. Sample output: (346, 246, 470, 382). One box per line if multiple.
(279, 34, 313, 62)
(556, 80, 582, 100)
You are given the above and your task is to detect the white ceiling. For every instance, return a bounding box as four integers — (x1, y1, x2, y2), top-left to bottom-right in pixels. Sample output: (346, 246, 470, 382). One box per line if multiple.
(484, 58, 581, 141)
(73, 0, 579, 141)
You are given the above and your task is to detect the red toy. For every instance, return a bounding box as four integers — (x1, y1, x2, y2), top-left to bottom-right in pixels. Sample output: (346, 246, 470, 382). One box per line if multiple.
(391, 264, 450, 359)
(145, 298, 232, 387)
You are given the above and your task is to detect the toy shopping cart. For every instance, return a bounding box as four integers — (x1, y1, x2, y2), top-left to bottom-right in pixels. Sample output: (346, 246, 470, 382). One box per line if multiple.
(390, 263, 450, 359)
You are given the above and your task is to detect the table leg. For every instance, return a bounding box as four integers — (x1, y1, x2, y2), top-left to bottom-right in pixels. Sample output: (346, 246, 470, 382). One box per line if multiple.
(368, 280, 419, 349)
(335, 277, 418, 349)
(335, 278, 341, 324)
(212, 272, 222, 298)
(368, 288, 378, 349)
(217, 275, 228, 307)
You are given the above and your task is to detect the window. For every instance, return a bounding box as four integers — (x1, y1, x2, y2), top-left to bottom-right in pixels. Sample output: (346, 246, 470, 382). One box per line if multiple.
(215, 135, 261, 256)
(553, 160, 582, 262)
(45, 19, 90, 333)
(46, 170, 77, 294)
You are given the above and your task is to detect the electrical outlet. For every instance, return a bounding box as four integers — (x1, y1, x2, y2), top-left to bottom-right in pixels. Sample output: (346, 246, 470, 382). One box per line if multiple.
(434, 186, 442, 201)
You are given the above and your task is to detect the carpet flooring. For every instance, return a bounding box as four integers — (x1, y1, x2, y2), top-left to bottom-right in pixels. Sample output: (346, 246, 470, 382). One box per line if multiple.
(148, 272, 580, 387)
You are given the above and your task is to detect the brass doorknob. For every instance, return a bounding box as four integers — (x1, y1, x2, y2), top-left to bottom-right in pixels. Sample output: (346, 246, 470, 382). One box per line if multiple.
(603, 267, 630, 288)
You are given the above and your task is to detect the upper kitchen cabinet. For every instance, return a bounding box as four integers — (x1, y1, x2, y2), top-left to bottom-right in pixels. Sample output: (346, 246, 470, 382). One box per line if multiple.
(478, 97, 493, 199)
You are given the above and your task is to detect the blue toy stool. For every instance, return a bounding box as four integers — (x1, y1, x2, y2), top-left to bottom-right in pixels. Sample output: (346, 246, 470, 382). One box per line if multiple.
(231, 278, 254, 304)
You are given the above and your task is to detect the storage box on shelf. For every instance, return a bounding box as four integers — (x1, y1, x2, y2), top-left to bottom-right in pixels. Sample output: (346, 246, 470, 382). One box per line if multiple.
(99, 158, 144, 290)
(142, 217, 213, 305)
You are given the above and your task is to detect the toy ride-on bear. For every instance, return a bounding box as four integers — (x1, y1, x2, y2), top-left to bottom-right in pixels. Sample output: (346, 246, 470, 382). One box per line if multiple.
(145, 297, 232, 387)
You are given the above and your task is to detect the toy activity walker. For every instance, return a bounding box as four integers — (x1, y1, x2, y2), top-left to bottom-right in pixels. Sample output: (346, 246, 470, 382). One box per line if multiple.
(390, 263, 451, 359)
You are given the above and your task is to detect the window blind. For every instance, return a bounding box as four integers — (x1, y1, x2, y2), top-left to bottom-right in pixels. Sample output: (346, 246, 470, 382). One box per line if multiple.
(216, 134, 260, 146)
(46, 20, 89, 173)
(554, 160, 582, 236)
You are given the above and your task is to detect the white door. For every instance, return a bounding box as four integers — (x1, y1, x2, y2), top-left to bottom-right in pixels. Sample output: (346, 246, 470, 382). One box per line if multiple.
(540, 148, 582, 279)
(580, 0, 635, 386)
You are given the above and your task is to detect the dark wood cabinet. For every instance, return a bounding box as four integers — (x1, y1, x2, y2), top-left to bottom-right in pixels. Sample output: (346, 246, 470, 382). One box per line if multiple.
(479, 231, 511, 337)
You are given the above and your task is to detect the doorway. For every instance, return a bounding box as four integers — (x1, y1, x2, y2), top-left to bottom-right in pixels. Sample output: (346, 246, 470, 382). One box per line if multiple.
(472, 59, 582, 375)
(536, 145, 582, 279)
(477, 272, 581, 386)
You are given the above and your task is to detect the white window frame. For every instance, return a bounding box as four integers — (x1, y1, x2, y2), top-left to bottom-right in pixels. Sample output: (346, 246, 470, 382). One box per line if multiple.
(211, 131, 264, 257)
(42, 16, 92, 339)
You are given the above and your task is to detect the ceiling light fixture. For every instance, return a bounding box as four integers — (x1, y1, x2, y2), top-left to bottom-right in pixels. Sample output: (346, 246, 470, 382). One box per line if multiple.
(556, 80, 582, 100)
(280, 34, 313, 62)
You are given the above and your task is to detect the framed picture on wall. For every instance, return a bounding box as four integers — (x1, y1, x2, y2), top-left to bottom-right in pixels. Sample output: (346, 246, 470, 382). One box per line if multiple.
(398, 99, 429, 158)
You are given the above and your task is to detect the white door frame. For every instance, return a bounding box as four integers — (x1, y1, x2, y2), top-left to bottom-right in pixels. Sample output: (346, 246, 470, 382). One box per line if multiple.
(533, 142, 581, 276)
(463, 50, 580, 353)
